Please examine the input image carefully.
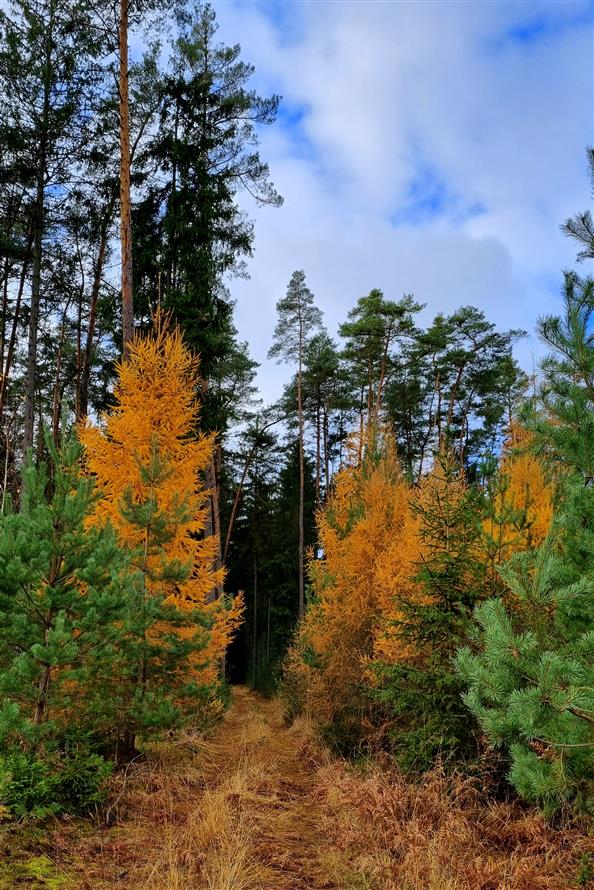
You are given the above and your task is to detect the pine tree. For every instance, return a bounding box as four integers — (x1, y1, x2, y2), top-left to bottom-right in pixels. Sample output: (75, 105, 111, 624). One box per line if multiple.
(134, 1, 281, 424)
(457, 537, 593, 815)
(387, 308, 524, 474)
(268, 270, 323, 619)
(0, 436, 129, 749)
(0, 0, 104, 452)
(373, 449, 483, 770)
(457, 271, 594, 815)
(339, 289, 422, 438)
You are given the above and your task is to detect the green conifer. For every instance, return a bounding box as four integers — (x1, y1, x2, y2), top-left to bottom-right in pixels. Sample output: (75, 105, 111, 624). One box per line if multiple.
(374, 449, 483, 771)
(0, 436, 129, 750)
(457, 273, 594, 815)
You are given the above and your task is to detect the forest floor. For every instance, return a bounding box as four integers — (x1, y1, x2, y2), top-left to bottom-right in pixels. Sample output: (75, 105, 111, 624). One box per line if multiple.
(2, 687, 592, 889)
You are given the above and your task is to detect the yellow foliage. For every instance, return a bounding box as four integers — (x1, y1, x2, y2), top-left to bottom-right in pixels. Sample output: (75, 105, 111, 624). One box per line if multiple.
(79, 317, 243, 686)
(481, 424, 554, 593)
(286, 427, 555, 740)
(288, 436, 420, 726)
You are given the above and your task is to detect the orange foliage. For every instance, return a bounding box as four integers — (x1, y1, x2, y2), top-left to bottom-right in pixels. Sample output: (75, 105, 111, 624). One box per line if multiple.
(286, 428, 556, 742)
(79, 317, 243, 685)
(376, 448, 478, 665)
(481, 424, 554, 592)
(287, 434, 419, 727)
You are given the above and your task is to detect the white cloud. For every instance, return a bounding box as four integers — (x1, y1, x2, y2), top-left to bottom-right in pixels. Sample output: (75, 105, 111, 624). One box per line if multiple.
(212, 0, 593, 404)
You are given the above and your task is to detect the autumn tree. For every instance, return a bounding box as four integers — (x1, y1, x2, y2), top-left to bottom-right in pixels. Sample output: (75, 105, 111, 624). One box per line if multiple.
(269, 270, 323, 619)
(373, 450, 484, 769)
(79, 318, 243, 754)
(481, 425, 554, 596)
(283, 432, 419, 750)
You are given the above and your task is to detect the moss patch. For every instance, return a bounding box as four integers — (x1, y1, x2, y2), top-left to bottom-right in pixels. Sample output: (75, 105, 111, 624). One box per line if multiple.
(0, 854, 72, 889)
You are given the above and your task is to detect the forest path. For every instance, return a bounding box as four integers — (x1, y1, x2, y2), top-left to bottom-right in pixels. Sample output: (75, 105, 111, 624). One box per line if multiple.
(68, 686, 344, 889)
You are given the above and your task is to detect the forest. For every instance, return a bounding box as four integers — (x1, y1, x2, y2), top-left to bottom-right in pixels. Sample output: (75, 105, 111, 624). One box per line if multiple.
(0, 0, 592, 887)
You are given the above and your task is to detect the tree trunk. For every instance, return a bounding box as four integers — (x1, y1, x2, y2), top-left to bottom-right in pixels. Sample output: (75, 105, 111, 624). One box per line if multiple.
(223, 440, 256, 566)
(323, 407, 330, 494)
(119, 0, 134, 356)
(205, 451, 223, 602)
(51, 321, 67, 445)
(33, 663, 51, 726)
(0, 233, 31, 421)
(0, 258, 9, 374)
(23, 94, 50, 453)
(315, 399, 321, 505)
(297, 345, 305, 620)
(212, 446, 223, 597)
(79, 224, 109, 419)
(252, 557, 258, 688)
(266, 594, 271, 666)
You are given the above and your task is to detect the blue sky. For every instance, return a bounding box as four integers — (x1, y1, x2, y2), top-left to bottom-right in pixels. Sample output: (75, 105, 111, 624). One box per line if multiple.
(211, 0, 593, 403)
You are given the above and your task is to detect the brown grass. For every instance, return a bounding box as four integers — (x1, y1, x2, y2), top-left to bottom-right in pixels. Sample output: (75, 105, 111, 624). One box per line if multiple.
(24, 688, 594, 889)
(313, 761, 593, 890)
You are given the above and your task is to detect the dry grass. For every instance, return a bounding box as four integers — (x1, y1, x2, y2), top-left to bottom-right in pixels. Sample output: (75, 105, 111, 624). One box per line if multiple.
(27, 688, 593, 890)
(52, 690, 333, 889)
(313, 761, 594, 890)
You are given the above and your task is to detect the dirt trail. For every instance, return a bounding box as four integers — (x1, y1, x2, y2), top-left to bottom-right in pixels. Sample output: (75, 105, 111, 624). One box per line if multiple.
(8, 687, 589, 889)
(195, 686, 334, 888)
(66, 687, 342, 889)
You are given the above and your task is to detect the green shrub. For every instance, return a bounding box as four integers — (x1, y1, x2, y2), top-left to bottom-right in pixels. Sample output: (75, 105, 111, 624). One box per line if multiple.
(0, 749, 112, 818)
(54, 752, 112, 814)
(0, 753, 59, 819)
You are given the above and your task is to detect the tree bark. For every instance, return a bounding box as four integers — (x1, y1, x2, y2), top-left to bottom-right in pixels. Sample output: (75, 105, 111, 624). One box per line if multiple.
(210, 445, 223, 599)
(79, 225, 108, 418)
(252, 557, 258, 687)
(23, 37, 51, 454)
(51, 321, 67, 445)
(119, 0, 134, 357)
(297, 335, 305, 620)
(315, 398, 321, 505)
(323, 407, 330, 494)
(266, 594, 271, 666)
(34, 662, 51, 727)
(0, 233, 31, 421)
(0, 258, 9, 374)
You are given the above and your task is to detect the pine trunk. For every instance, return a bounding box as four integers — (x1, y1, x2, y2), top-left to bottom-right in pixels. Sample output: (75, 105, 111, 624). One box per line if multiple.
(78, 225, 108, 419)
(315, 399, 321, 505)
(119, 0, 134, 357)
(252, 557, 258, 687)
(0, 235, 31, 420)
(23, 101, 49, 453)
(297, 347, 305, 620)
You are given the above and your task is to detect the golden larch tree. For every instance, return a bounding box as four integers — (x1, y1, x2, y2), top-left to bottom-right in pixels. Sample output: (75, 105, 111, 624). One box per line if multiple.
(79, 317, 243, 687)
(285, 431, 419, 738)
(481, 424, 554, 595)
